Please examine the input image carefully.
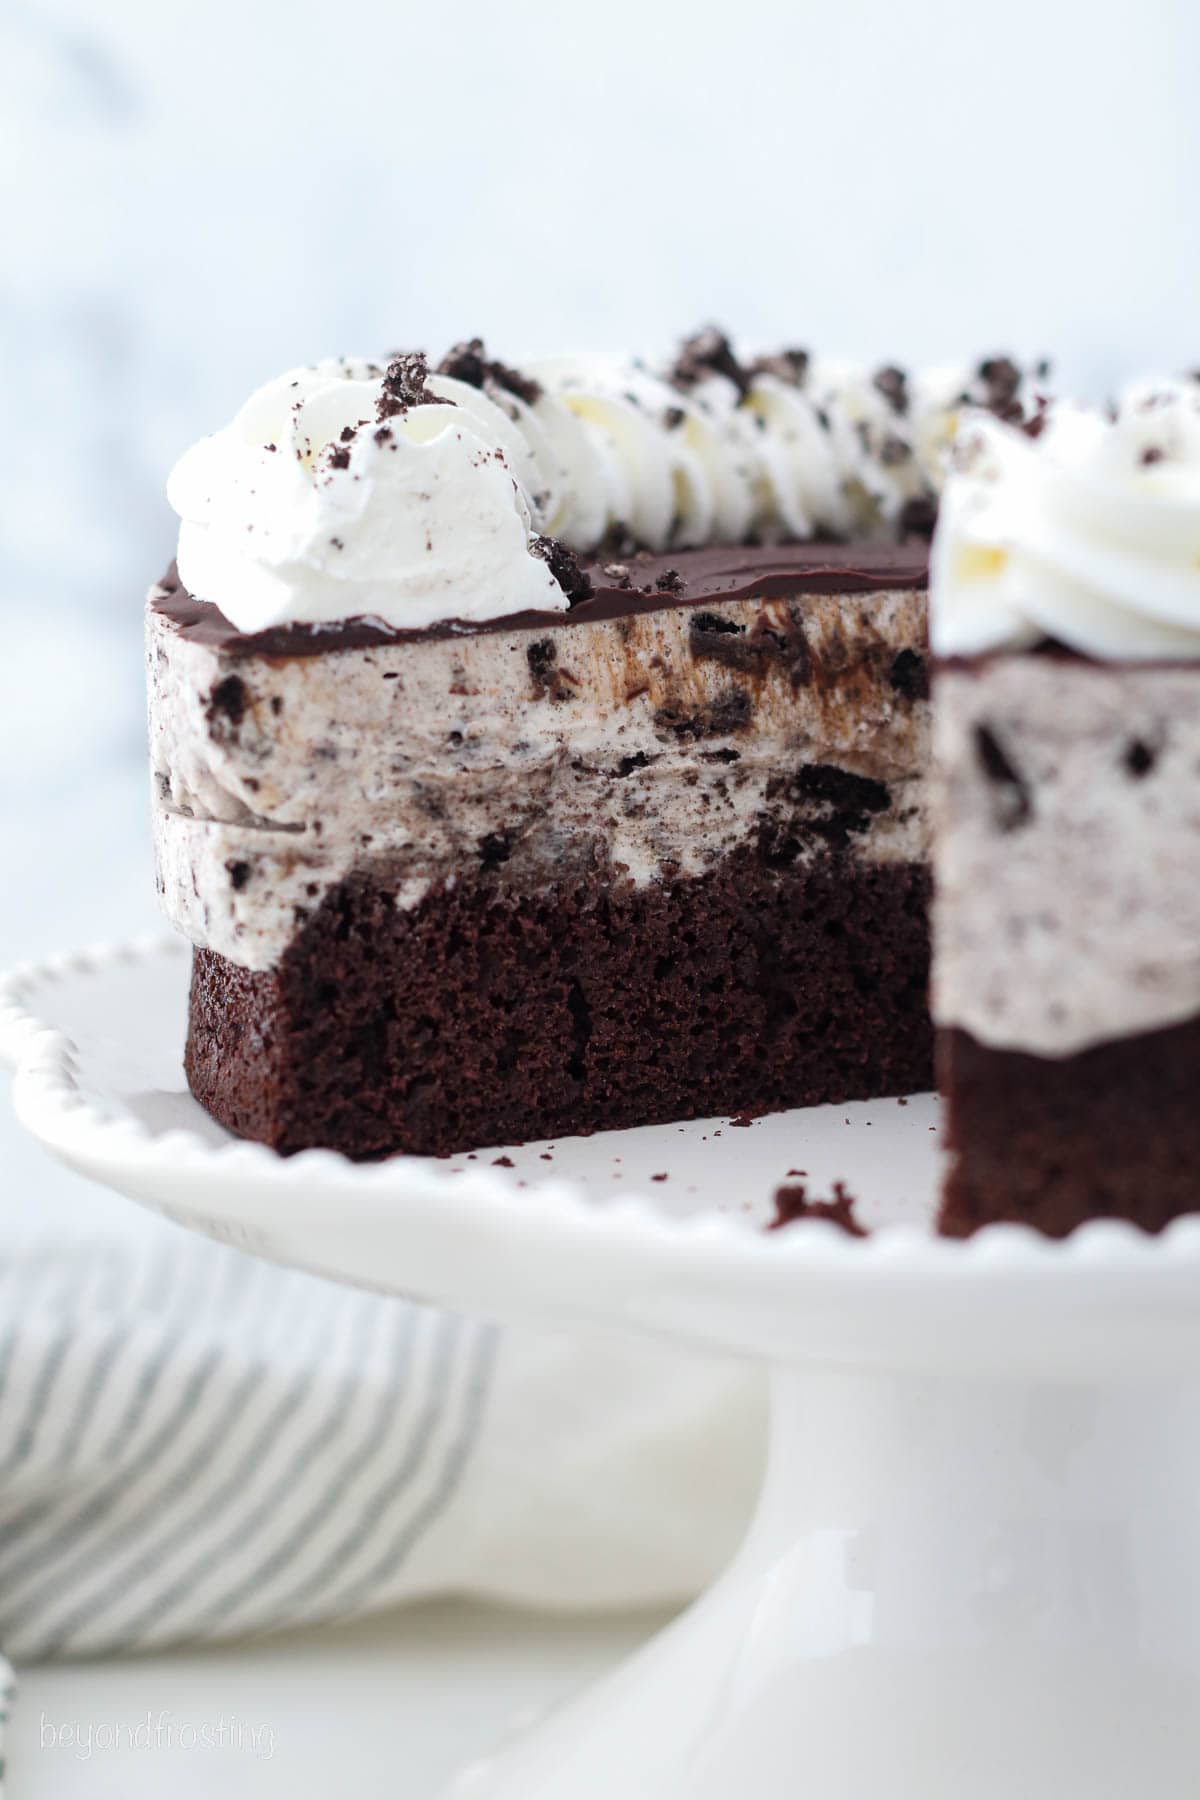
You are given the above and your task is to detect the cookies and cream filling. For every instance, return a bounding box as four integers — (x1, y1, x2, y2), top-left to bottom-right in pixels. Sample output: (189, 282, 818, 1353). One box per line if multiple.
(148, 577, 929, 970)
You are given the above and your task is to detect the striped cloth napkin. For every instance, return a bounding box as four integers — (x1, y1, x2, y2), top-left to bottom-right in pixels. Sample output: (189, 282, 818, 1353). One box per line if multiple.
(0, 1213, 761, 1766)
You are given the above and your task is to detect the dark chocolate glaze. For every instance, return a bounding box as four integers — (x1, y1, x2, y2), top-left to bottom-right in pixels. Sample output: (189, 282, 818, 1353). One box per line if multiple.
(150, 542, 929, 660)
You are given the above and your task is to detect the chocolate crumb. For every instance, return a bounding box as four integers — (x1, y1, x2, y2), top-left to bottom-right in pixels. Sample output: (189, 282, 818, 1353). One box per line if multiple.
(771, 1179, 866, 1236)
(527, 638, 578, 704)
(888, 647, 929, 701)
(376, 352, 449, 420)
(531, 535, 593, 605)
(748, 348, 810, 387)
(655, 687, 752, 741)
(1141, 445, 1166, 466)
(879, 434, 912, 466)
(650, 1172, 668, 1182)
(898, 495, 938, 538)
(206, 675, 248, 732)
(478, 831, 513, 870)
(225, 860, 252, 891)
(974, 724, 1032, 830)
(669, 326, 752, 399)
(1125, 738, 1156, 778)
(655, 568, 685, 594)
(492, 1155, 515, 1168)
(438, 338, 542, 406)
(663, 405, 686, 429)
(872, 365, 909, 415)
(977, 355, 1023, 415)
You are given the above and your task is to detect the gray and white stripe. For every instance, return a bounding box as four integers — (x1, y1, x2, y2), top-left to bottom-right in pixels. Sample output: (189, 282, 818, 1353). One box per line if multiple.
(0, 1656, 11, 1800)
(0, 1227, 497, 1662)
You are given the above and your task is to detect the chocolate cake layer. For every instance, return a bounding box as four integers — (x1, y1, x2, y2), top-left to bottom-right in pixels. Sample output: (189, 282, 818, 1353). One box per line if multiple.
(938, 1019, 1200, 1238)
(187, 855, 932, 1159)
(152, 542, 929, 656)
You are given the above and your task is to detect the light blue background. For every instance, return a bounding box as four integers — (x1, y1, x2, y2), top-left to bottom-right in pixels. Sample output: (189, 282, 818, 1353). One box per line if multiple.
(1, 0, 1197, 967)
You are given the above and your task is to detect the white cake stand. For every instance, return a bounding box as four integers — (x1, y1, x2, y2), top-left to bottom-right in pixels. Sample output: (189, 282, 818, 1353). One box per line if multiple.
(6, 938, 1200, 1799)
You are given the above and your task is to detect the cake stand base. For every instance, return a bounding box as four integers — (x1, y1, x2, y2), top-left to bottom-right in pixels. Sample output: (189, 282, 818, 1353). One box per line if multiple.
(450, 1363, 1200, 1800)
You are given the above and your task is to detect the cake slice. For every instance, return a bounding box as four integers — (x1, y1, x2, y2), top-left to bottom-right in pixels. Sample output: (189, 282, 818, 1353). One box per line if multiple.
(930, 381, 1200, 1235)
(148, 332, 1039, 1159)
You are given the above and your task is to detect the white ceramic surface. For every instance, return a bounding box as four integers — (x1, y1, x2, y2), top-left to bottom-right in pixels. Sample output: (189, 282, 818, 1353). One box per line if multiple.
(6, 937, 1200, 1799)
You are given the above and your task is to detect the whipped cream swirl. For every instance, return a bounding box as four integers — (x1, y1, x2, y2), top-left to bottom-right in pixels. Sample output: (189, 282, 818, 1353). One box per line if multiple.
(167, 357, 566, 634)
(169, 334, 1045, 634)
(931, 378, 1200, 659)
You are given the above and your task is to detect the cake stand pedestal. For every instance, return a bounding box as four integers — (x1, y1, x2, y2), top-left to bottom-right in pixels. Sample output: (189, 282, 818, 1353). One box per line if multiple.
(452, 1367, 1200, 1799)
(6, 937, 1200, 1800)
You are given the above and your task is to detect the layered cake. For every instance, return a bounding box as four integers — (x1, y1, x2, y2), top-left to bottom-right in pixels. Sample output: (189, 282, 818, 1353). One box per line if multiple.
(149, 332, 1039, 1159)
(931, 380, 1200, 1236)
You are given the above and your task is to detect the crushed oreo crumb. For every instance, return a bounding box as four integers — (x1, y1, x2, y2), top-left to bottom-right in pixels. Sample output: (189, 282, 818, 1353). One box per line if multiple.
(526, 638, 557, 698)
(376, 352, 449, 421)
(663, 405, 686, 429)
(478, 831, 513, 870)
(691, 611, 743, 636)
(977, 355, 1023, 417)
(437, 338, 542, 406)
(974, 723, 1032, 830)
(898, 495, 938, 538)
(206, 675, 248, 731)
(225, 859, 252, 892)
(655, 568, 685, 594)
(748, 348, 809, 387)
(531, 535, 593, 605)
(888, 647, 929, 701)
(655, 687, 752, 740)
(669, 326, 752, 399)
(525, 637, 579, 703)
(873, 365, 909, 415)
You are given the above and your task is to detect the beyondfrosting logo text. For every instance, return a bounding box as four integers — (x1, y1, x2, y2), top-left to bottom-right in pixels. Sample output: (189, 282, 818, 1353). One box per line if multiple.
(39, 1709, 276, 1761)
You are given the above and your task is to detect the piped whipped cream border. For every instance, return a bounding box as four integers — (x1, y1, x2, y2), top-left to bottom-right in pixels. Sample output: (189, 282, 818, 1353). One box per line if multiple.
(168, 334, 1045, 635)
